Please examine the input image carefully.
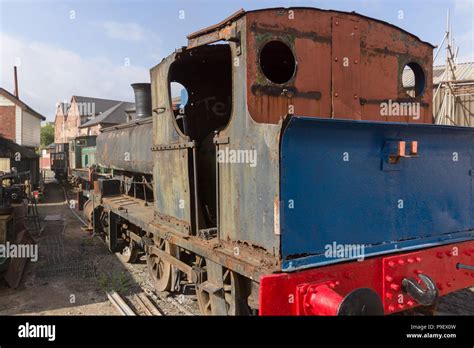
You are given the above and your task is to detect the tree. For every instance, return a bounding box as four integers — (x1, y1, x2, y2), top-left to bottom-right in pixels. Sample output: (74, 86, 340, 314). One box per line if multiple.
(40, 123, 54, 148)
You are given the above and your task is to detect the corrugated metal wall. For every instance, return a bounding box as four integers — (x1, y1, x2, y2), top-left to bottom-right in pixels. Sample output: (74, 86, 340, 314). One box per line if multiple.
(404, 63, 474, 127)
(433, 87, 474, 126)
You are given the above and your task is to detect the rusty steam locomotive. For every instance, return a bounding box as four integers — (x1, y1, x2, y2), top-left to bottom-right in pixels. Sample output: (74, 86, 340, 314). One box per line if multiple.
(79, 8, 474, 315)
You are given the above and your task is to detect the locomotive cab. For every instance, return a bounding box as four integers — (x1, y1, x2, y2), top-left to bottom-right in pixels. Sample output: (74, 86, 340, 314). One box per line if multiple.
(167, 44, 233, 230)
(151, 7, 435, 248)
(92, 7, 474, 316)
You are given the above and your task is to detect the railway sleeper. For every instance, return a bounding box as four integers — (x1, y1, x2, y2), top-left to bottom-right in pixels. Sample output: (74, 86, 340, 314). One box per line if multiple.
(94, 208, 259, 315)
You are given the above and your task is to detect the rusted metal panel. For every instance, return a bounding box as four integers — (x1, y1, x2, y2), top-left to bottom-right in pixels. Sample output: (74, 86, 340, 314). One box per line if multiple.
(101, 193, 276, 281)
(246, 10, 332, 123)
(102, 195, 155, 232)
(187, 8, 245, 40)
(187, 22, 240, 49)
(145, 17, 282, 277)
(215, 17, 281, 258)
(245, 8, 433, 124)
(359, 18, 433, 124)
(147, 220, 276, 282)
(150, 55, 193, 231)
(331, 17, 361, 119)
(152, 146, 192, 229)
(96, 118, 153, 174)
(153, 210, 190, 236)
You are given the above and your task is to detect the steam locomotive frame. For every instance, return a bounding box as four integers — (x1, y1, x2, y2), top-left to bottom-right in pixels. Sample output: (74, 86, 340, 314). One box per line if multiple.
(56, 8, 474, 315)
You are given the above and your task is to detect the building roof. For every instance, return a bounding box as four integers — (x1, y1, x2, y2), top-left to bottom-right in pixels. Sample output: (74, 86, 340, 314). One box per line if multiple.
(79, 101, 135, 128)
(72, 96, 132, 117)
(433, 61, 474, 85)
(403, 61, 474, 87)
(0, 87, 46, 121)
(0, 135, 39, 159)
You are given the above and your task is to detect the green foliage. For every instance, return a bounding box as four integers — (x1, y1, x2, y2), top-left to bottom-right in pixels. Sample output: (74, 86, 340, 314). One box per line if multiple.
(40, 123, 54, 148)
(97, 271, 131, 293)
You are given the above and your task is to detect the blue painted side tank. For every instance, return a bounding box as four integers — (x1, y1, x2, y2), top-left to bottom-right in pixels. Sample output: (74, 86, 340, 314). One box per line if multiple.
(280, 117, 474, 271)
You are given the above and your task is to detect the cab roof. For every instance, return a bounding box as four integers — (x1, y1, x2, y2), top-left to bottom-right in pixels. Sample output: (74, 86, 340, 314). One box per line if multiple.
(187, 7, 434, 48)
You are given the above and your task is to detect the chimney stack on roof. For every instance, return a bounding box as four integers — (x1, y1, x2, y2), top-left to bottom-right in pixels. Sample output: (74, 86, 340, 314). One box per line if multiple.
(13, 65, 20, 99)
(13, 66, 19, 99)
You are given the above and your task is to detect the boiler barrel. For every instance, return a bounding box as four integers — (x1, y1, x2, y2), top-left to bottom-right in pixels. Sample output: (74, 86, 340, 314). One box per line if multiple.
(96, 118, 153, 174)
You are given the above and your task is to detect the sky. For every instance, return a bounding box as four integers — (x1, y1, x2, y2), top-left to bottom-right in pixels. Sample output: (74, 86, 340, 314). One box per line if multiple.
(0, 0, 473, 121)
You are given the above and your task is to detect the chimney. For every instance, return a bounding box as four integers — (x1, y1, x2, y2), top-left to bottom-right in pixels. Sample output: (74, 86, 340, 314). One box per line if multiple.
(131, 83, 151, 119)
(13, 66, 19, 98)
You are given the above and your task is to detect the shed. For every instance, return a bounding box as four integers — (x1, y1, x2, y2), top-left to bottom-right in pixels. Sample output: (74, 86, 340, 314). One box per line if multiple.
(0, 88, 46, 149)
(0, 136, 40, 187)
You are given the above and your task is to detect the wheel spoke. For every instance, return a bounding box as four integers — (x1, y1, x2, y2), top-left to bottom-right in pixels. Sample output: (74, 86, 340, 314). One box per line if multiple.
(146, 239, 173, 293)
(195, 261, 250, 315)
(158, 263, 163, 277)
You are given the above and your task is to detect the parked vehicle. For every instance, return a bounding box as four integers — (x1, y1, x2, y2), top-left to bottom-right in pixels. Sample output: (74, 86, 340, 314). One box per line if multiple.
(79, 7, 474, 315)
(68, 135, 97, 186)
(50, 143, 69, 181)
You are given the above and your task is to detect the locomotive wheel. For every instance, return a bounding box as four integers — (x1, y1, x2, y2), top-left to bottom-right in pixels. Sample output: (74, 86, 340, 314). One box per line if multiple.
(195, 258, 251, 315)
(118, 241, 139, 264)
(146, 239, 176, 292)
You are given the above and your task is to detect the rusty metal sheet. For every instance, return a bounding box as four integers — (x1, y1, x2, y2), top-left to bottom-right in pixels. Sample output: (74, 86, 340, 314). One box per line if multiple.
(331, 16, 361, 119)
(216, 18, 281, 258)
(150, 55, 193, 232)
(245, 8, 433, 124)
(358, 18, 434, 124)
(187, 22, 239, 49)
(96, 118, 153, 174)
(102, 195, 155, 229)
(101, 194, 277, 281)
(187, 8, 245, 39)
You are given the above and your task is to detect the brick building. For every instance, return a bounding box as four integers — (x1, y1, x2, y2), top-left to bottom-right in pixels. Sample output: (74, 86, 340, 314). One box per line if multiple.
(54, 96, 134, 144)
(0, 87, 46, 149)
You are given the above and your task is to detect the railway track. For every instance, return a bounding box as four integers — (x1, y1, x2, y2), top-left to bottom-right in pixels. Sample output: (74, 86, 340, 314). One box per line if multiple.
(106, 291, 165, 316)
(106, 288, 197, 316)
(60, 180, 199, 316)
